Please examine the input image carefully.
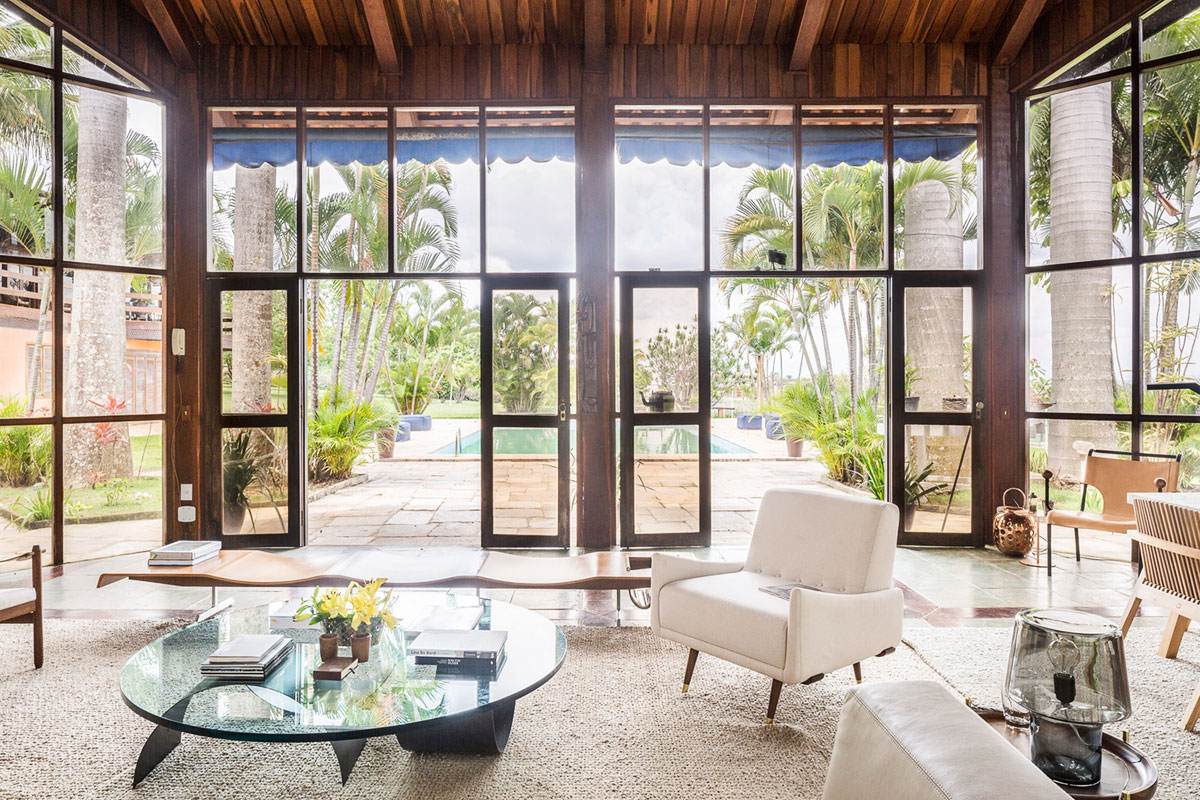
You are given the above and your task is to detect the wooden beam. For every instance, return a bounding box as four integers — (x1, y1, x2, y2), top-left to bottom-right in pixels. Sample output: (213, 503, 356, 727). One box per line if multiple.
(993, 0, 1050, 66)
(360, 0, 402, 75)
(139, 0, 197, 71)
(789, 0, 833, 73)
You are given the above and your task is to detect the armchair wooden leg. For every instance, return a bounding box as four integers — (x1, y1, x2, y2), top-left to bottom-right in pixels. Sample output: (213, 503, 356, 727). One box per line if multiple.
(1119, 594, 1141, 637)
(1074, 527, 1081, 562)
(1159, 612, 1190, 659)
(765, 679, 783, 724)
(1046, 523, 1053, 576)
(682, 648, 698, 693)
(1183, 681, 1200, 731)
(852, 662, 862, 684)
(31, 544, 42, 669)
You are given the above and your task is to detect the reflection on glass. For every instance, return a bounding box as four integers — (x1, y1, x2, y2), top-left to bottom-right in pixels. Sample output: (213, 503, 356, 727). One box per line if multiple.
(905, 287, 971, 412)
(63, 270, 163, 416)
(711, 106, 796, 272)
(223, 427, 288, 535)
(1144, 421, 1200, 490)
(64, 421, 163, 553)
(64, 85, 164, 268)
(1142, 2, 1200, 62)
(801, 106, 884, 271)
(396, 107, 479, 272)
(1144, 261, 1200, 415)
(615, 105, 703, 271)
(0, 422, 50, 559)
(0, 68, 53, 257)
(493, 427, 557, 537)
(1039, 26, 1131, 86)
(0, 266, 52, 417)
(305, 109, 388, 272)
(1143, 61, 1200, 255)
(634, 425, 699, 534)
(1027, 79, 1130, 266)
(222, 289, 287, 414)
(634, 287, 698, 413)
(1026, 266, 1131, 414)
(485, 107, 575, 272)
(903, 424, 970, 534)
(64, 38, 137, 88)
(0, 2, 51, 67)
(493, 290, 557, 413)
(894, 106, 978, 271)
(210, 108, 298, 272)
(1033, 419, 1133, 505)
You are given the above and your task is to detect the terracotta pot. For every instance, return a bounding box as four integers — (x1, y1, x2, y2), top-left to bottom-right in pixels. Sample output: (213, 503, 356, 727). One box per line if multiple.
(323, 615, 385, 646)
(222, 503, 246, 534)
(319, 633, 339, 662)
(786, 438, 804, 458)
(350, 632, 371, 663)
(377, 428, 395, 459)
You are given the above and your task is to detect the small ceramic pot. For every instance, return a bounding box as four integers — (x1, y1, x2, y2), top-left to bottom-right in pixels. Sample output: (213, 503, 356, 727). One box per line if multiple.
(319, 632, 339, 662)
(350, 631, 370, 663)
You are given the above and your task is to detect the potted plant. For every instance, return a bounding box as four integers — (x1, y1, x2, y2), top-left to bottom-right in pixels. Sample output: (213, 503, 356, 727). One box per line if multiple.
(904, 357, 921, 412)
(903, 461, 948, 529)
(222, 429, 270, 534)
(1029, 358, 1055, 410)
(295, 578, 398, 647)
(774, 382, 820, 458)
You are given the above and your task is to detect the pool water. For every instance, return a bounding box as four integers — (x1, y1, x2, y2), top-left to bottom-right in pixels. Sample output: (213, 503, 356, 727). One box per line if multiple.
(431, 424, 754, 455)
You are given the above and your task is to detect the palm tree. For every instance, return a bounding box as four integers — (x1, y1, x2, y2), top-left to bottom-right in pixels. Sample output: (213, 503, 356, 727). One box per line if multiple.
(492, 292, 557, 413)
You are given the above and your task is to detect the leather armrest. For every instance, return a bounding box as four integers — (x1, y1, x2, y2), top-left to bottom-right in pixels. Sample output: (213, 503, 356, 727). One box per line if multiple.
(650, 553, 742, 632)
(785, 586, 903, 683)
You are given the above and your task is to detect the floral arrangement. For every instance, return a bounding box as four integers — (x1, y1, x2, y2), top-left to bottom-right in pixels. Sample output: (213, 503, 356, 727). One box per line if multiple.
(295, 578, 397, 643)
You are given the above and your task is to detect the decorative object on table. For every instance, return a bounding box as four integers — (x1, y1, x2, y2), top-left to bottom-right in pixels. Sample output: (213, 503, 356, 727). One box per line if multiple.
(319, 632, 339, 661)
(994, 488, 1037, 558)
(313, 656, 358, 681)
(410, 628, 508, 675)
(294, 577, 397, 646)
(201, 633, 291, 680)
(147, 540, 221, 567)
(350, 631, 371, 662)
(1004, 609, 1131, 787)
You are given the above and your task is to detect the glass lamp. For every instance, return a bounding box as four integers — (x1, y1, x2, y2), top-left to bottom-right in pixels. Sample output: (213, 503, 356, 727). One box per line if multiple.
(1004, 609, 1131, 786)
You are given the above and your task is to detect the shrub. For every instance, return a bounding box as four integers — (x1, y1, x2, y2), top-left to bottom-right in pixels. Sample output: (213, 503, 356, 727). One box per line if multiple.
(308, 388, 393, 482)
(0, 397, 51, 488)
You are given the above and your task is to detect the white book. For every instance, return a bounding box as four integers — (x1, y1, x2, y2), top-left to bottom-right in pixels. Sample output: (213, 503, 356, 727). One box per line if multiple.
(150, 540, 221, 559)
(148, 551, 219, 568)
(268, 598, 312, 630)
(402, 605, 484, 638)
(409, 629, 507, 660)
(207, 634, 287, 664)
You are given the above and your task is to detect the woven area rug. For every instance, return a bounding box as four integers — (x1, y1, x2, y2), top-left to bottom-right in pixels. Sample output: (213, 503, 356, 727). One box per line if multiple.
(0, 620, 1198, 799)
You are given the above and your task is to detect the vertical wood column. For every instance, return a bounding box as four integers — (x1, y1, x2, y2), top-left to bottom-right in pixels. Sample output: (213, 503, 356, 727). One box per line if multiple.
(164, 71, 205, 543)
(981, 67, 1026, 538)
(574, 0, 615, 548)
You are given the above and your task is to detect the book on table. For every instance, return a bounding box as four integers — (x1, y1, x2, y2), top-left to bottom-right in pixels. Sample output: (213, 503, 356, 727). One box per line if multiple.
(201, 634, 291, 680)
(408, 629, 507, 668)
(401, 605, 484, 639)
(148, 540, 221, 567)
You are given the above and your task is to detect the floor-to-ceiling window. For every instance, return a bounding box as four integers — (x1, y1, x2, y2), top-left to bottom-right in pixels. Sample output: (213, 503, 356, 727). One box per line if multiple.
(1024, 0, 1200, 512)
(0, 2, 167, 564)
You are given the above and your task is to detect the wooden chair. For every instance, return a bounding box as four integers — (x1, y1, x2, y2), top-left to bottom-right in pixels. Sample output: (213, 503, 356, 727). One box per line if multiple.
(1042, 449, 1180, 575)
(0, 545, 42, 668)
(1124, 496, 1200, 730)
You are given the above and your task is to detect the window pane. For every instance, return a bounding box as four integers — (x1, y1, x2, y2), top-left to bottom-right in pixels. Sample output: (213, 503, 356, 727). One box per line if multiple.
(64, 38, 139, 88)
(396, 107, 479, 272)
(1142, 1, 1200, 62)
(615, 105, 704, 271)
(493, 289, 558, 414)
(904, 424, 971, 535)
(710, 106, 796, 272)
(305, 109, 388, 272)
(905, 287, 971, 412)
(63, 85, 164, 268)
(0, 68, 53, 257)
(210, 108, 298, 272)
(64, 420, 162, 559)
(1033, 419, 1133, 503)
(1039, 27, 1131, 86)
(485, 107, 575, 272)
(1143, 61, 1200, 255)
(1143, 421, 1200, 489)
(0, 2, 51, 66)
(1027, 266, 1131, 414)
(1144, 260, 1200, 415)
(633, 287, 698, 414)
(222, 427, 288, 535)
(801, 106, 884, 271)
(222, 289, 287, 414)
(0, 422, 50, 559)
(0, 265, 52, 416)
(64, 270, 163, 416)
(493, 427, 558, 537)
(633, 425, 700, 535)
(1027, 78, 1131, 266)
(894, 106, 979, 271)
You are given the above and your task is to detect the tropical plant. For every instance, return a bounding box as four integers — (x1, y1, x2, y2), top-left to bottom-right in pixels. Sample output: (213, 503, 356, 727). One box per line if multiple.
(637, 321, 699, 408)
(904, 461, 948, 507)
(222, 429, 273, 511)
(492, 291, 558, 413)
(307, 387, 393, 481)
(0, 398, 50, 487)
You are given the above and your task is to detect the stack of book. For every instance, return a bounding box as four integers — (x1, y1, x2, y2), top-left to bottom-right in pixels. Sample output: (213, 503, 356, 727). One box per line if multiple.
(148, 540, 221, 567)
(401, 604, 484, 641)
(201, 634, 291, 680)
(408, 629, 507, 676)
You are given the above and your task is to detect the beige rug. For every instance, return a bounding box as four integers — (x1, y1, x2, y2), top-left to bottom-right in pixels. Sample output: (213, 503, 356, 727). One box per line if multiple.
(0, 620, 1197, 799)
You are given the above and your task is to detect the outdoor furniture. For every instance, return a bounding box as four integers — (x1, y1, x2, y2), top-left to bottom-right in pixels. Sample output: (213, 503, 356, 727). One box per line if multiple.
(822, 682, 1069, 800)
(763, 413, 784, 440)
(736, 413, 763, 430)
(394, 420, 412, 442)
(1041, 449, 1179, 575)
(1124, 492, 1200, 730)
(400, 414, 431, 432)
(650, 488, 903, 723)
(0, 545, 43, 668)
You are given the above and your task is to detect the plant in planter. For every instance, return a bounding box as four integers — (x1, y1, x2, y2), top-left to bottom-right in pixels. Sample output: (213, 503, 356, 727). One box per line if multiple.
(1029, 358, 1054, 410)
(308, 387, 392, 482)
(295, 578, 398, 647)
(222, 429, 271, 534)
(904, 357, 921, 412)
(774, 381, 819, 458)
(903, 461, 948, 529)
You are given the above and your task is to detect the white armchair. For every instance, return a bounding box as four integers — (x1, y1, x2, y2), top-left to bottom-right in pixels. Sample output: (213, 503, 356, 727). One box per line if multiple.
(651, 488, 902, 722)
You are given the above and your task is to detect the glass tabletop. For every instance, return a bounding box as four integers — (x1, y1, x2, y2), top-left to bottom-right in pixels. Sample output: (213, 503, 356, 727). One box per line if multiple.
(120, 594, 566, 742)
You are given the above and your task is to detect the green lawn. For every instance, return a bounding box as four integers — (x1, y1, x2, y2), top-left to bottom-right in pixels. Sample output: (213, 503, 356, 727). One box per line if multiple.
(423, 400, 480, 419)
(0, 476, 162, 527)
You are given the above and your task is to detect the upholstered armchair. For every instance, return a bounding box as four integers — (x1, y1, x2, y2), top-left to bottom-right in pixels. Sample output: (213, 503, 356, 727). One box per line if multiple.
(651, 488, 902, 723)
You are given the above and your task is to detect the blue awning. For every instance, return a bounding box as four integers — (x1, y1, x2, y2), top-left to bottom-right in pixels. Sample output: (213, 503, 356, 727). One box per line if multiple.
(212, 123, 974, 171)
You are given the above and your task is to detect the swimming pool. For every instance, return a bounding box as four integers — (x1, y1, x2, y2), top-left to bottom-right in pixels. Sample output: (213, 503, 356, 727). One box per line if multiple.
(431, 424, 755, 455)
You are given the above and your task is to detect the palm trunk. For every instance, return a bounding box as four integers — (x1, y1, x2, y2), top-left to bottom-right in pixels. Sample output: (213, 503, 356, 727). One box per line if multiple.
(25, 272, 50, 414)
(229, 165, 276, 414)
(330, 282, 347, 390)
(362, 283, 400, 402)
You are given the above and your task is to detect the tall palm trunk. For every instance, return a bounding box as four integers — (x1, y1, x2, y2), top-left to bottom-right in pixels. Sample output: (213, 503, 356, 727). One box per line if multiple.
(362, 283, 400, 402)
(25, 272, 50, 414)
(341, 284, 362, 393)
(230, 164, 276, 413)
(330, 281, 347, 390)
(64, 71, 132, 486)
(1047, 83, 1117, 475)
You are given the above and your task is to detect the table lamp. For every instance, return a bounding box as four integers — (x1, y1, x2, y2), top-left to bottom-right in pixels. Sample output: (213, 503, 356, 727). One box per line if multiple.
(1003, 608, 1131, 786)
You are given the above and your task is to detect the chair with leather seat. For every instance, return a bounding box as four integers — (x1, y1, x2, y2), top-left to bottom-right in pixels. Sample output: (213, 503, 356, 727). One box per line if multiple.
(1042, 449, 1179, 575)
(0, 545, 43, 668)
(650, 488, 902, 723)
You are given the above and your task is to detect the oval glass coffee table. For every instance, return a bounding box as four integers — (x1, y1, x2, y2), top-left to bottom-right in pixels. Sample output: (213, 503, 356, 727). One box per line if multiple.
(120, 595, 566, 787)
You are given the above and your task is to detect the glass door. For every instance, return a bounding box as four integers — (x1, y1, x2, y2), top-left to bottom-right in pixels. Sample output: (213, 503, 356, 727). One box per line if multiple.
(619, 276, 710, 547)
(481, 277, 572, 547)
(893, 276, 982, 545)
